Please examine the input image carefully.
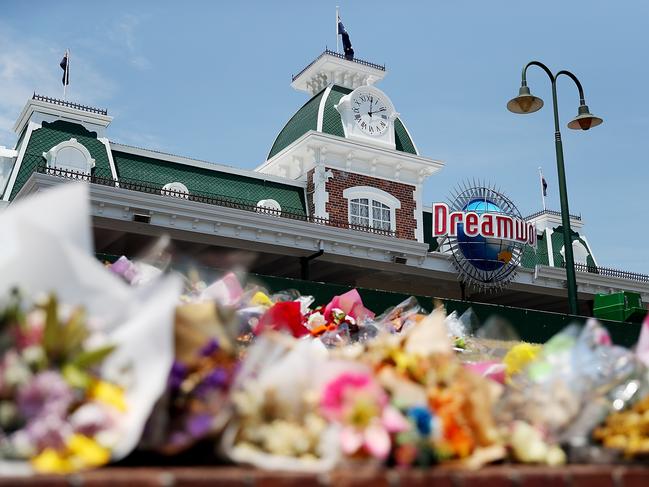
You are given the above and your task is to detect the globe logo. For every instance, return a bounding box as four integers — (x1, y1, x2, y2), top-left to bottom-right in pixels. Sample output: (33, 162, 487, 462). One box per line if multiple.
(435, 183, 527, 290)
(456, 199, 514, 272)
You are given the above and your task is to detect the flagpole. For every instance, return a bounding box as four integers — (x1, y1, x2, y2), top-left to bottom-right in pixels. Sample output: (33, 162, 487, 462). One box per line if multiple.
(538, 166, 546, 211)
(336, 6, 340, 53)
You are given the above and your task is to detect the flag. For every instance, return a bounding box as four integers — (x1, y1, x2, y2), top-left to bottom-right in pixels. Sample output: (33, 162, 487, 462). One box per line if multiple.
(337, 18, 354, 60)
(541, 175, 548, 197)
(60, 51, 69, 86)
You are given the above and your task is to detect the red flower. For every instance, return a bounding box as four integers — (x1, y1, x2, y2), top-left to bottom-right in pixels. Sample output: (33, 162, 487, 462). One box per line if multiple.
(254, 301, 308, 338)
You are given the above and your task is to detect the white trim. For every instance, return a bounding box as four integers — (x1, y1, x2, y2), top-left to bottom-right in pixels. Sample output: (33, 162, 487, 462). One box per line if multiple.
(413, 183, 423, 242)
(290, 52, 386, 94)
(316, 85, 333, 132)
(342, 186, 401, 209)
(2, 120, 40, 201)
(256, 130, 443, 186)
(42, 138, 96, 174)
(580, 235, 599, 267)
(110, 142, 305, 188)
(14, 99, 112, 136)
(545, 227, 555, 267)
(98, 137, 118, 180)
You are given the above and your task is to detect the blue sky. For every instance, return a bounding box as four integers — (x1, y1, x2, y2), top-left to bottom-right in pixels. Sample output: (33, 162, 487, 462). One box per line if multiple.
(1, 1, 648, 273)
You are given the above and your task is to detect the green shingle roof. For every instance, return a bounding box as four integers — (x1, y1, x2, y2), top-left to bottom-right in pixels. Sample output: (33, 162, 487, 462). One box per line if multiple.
(9, 120, 112, 200)
(267, 84, 418, 160)
(113, 150, 307, 215)
(550, 226, 597, 269)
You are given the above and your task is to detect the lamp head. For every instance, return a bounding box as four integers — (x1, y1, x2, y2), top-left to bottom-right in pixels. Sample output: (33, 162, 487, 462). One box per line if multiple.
(507, 85, 544, 114)
(567, 104, 603, 130)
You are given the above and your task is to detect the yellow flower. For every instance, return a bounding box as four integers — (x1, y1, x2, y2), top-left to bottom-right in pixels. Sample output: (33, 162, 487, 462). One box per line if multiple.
(392, 350, 417, 374)
(503, 343, 541, 380)
(31, 435, 111, 474)
(89, 380, 127, 412)
(67, 434, 111, 469)
(251, 291, 272, 307)
(31, 448, 73, 474)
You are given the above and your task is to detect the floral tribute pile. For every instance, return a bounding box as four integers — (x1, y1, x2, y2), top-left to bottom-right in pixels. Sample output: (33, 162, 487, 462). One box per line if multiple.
(2, 183, 649, 475)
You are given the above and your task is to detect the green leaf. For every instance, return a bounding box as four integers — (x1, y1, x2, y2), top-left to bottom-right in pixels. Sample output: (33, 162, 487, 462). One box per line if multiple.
(61, 308, 89, 357)
(70, 344, 116, 370)
(62, 363, 91, 390)
(42, 295, 61, 361)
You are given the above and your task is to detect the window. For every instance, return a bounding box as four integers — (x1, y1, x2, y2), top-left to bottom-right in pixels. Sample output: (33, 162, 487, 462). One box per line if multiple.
(344, 186, 401, 233)
(256, 199, 282, 216)
(349, 198, 392, 230)
(349, 198, 369, 226)
(372, 200, 392, 231)
(42, 138, 95, 174)
(161, 182, 189, 199)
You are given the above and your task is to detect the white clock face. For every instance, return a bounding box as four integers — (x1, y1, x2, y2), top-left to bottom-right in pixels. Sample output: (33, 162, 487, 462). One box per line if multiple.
(351, 91, 389, 136)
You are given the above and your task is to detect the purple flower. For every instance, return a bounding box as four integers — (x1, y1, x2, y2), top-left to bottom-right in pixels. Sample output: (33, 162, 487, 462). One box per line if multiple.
(194, 368, 229, 399)
(199, 338, 220, 357)
(17, 371, 74, 420)
(168, 362, 188, 391)
(19, 413, 72, 451)
(186, 413, 212, 438)
(109, 256, 138, 284)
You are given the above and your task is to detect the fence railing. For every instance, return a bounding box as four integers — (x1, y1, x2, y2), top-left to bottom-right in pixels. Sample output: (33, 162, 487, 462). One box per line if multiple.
(525, 209, 582, 221)
(562, 262, 649, 283)
(33, 93, 108, 116)
(292, 49, 386, 82)
(37, 165, 398, 238)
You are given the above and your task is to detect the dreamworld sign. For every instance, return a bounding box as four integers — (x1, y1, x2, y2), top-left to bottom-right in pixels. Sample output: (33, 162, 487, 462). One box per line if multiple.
(432, 184, 538, 290)
(432, 203, 537, 248)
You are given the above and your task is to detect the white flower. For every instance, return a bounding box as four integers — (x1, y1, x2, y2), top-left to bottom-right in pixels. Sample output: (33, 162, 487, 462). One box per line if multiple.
(307, 312, 326, 329)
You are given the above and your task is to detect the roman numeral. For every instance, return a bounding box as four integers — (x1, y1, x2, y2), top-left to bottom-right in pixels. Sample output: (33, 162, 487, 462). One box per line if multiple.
(355, 114, 361, 120)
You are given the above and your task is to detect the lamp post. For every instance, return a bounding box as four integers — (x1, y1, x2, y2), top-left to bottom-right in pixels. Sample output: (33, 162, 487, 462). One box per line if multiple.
(507, 61, 603, 315)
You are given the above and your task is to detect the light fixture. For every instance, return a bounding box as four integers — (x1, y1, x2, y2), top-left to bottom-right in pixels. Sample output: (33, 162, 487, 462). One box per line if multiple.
(506, 85, 544, 114)
(567, 104, 603, 130)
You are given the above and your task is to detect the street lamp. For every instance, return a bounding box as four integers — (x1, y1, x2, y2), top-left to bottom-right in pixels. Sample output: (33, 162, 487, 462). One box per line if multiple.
(507, 61, 603, 315)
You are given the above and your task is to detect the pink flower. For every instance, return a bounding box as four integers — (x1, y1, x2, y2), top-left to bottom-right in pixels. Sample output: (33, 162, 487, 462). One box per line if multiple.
(320, 372, 408, 460)
(323, 290, 374, 323)
(13, 310, 45, 350)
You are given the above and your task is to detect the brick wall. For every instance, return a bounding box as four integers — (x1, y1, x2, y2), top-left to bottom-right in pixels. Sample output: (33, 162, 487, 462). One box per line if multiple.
(323, 168, 417, 240)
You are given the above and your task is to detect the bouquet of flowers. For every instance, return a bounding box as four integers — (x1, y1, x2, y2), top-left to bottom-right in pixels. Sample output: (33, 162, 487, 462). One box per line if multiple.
(0, 184, 181, 474)
(0, 292, 123, 473)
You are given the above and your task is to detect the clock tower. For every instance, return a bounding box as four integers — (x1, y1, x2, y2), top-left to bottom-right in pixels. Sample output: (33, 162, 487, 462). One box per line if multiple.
(255, 50, 444, 243)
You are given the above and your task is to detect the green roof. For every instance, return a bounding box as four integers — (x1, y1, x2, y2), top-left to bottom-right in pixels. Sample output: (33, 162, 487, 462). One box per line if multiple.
(520, 226, 596, 270)
(113, 150, 307, 215)
(267, 84, 418, 159)
(9, 120, 113, 200)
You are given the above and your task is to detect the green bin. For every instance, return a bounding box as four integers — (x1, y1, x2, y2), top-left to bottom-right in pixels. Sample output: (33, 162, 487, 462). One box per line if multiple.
(593, 291, 646, 323)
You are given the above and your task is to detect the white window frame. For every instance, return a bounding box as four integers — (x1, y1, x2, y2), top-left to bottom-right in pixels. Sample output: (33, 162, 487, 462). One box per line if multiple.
(256, 198, 282, 216)
(42, 138, 95, 174)
(343, 186, 400, 232)
(161, 182, 190, 199)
